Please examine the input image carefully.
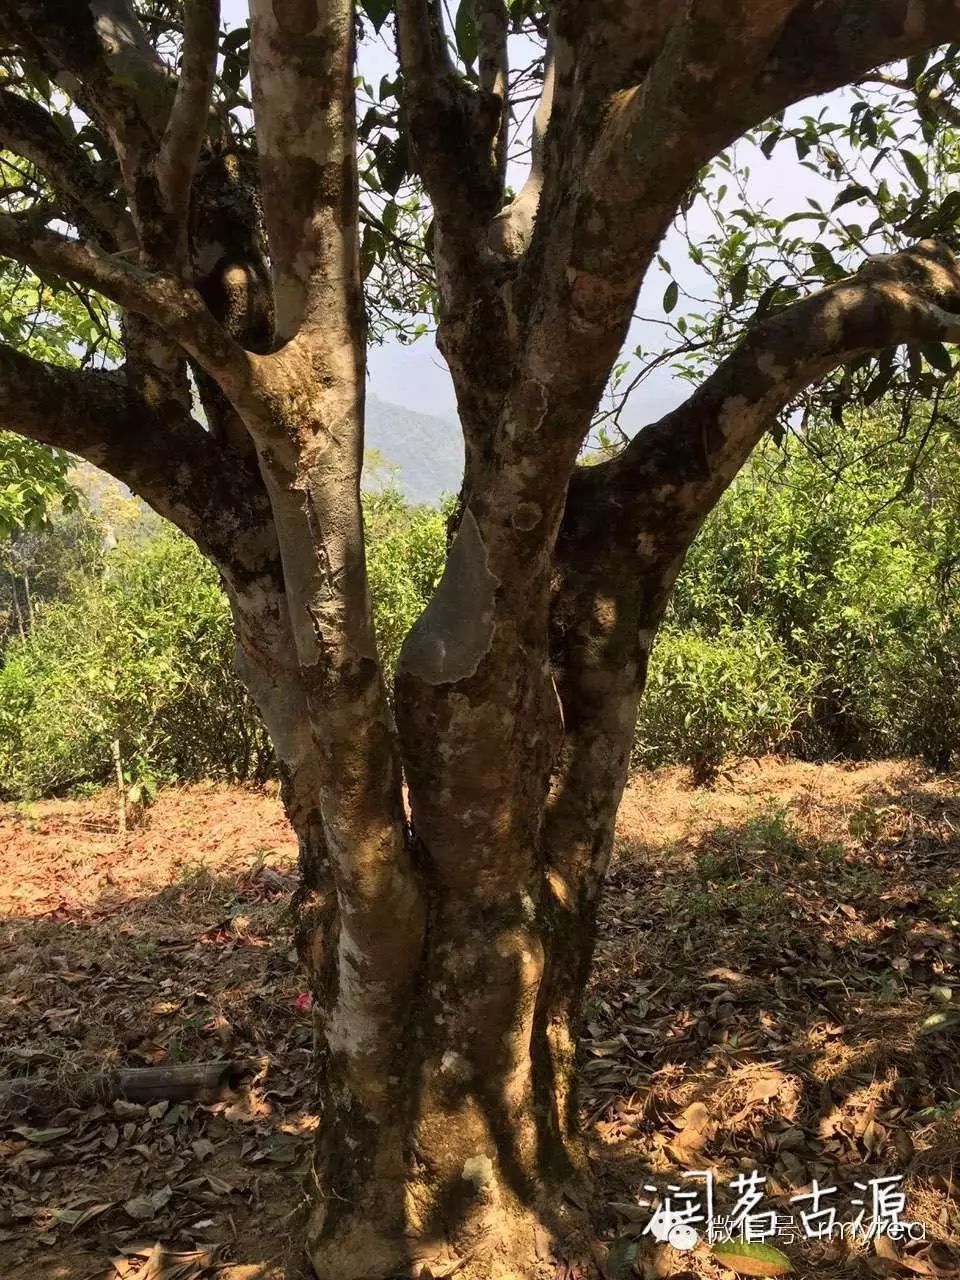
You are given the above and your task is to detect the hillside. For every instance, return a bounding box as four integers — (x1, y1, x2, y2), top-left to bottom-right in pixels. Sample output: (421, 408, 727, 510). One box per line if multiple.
(72, 396, 463, 520)
(364, 393, 462, 505)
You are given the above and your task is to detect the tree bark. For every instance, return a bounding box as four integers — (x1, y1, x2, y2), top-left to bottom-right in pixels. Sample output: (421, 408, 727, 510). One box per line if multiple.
(302, 892, 594, 1280)
(6, 5, 960, 1280)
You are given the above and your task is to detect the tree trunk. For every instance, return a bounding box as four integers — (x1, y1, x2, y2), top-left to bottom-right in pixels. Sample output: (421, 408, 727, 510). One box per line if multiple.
(9, 570, 25, 640)
(303, 885, 596, 1280)
(6, 9, 960, 1280)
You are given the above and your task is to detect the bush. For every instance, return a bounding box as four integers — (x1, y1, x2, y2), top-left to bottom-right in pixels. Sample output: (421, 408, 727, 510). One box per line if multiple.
(0, 484, 448, 798)
(634, 622, 808, 784)
(651, 404, 960, 776)
(894, 605, 960, 771)
(363, 487, 447, 678)
(0, 528, 269, 798)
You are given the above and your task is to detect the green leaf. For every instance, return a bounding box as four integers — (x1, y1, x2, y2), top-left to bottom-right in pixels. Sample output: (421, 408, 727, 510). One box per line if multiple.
(376, 138, 406, 196)
(908, 51, 930, 82)
(712, 1240, 792, 1276)
(24, 63, 51, 99)
(863, 365, 893, 406)
(12, 1125, 72, 1145)
(901, 149, 929, 193)
(809, 242, 841, 279)
(454, 0, 478, 66)
(360, 226, 384, 279)
(833, 184, 872, 210)
(663, 280, 680, 314)
(221, 24, 250, 53)
(606, 1237, 640, 1279)
(730, 264, 750, 308)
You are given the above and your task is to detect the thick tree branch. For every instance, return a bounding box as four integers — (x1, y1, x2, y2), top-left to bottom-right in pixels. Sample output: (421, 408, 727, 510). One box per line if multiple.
(0, 2, 186, 259)
(0, 89, 133, 250)
(157, 0, 221, 267)
(397, 0, 523, 440)
(490, 0, 960, 529)
(397, 0, 504, 279)
(0, 341, 274, 583)
(249, 0, 362, 343)
(1, 3, 171, 158)
(486, 16, 554, 259)
(527, 0, 803, 336)
(582, 0, 960, 301)
(541, 240, 960, 969)
(477, 0, 509, 183)
(616, 241, 960, 529)
(0, 216, 250, 393)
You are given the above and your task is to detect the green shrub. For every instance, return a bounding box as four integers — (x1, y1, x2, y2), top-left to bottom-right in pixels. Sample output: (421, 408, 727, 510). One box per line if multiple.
(634, 622, 808, 784)
(654, 404, 960, 774)
(0, 484, 448, 798)
(0, 528, 268, 798)
(893, 605, 960, 771)
(363, 487, 447, 678)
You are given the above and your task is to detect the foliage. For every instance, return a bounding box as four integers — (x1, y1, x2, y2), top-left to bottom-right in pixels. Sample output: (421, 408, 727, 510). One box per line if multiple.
(601, 51, 960, 443)
(363, 486, 447, 677)
(637, 400, 960, 777)
(634, 622, 806, 785)
(0, 500, 103, 650)
(0, 484, 448, 798)
(0, 249, 109, 537)
(6, 400, 960, 795)
(0, 525, 270, 799)
(0, 433, 76, 539)
(0, 232, 120, 541)
(0, 248, 119, 536)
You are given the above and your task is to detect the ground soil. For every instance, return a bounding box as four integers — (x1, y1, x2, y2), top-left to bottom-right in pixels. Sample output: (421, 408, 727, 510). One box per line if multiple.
(2, 759, 960, 1280)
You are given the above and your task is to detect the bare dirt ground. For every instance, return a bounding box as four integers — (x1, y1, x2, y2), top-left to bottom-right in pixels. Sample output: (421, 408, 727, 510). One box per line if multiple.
(2, 760, 960, 1280)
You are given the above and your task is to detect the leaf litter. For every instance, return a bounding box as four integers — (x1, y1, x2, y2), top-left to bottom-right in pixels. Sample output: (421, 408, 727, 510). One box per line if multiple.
(1, 762, 960, 1279)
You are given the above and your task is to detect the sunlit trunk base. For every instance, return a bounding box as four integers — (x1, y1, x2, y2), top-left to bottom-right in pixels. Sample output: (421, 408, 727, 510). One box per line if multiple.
(299, 901, 601, 1280)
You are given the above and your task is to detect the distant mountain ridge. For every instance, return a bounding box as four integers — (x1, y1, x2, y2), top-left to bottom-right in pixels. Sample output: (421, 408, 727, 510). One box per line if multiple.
(75, 394, 463, 515)
(364, 394, 462, 506)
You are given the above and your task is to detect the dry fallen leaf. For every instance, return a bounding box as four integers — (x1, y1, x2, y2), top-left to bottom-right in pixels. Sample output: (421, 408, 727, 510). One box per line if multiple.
(123, 1185, 173, 1221)
(746, 1071, 786, 1104)
(11, 1124, 71, 1144)
(50, 1200, 114, 1230)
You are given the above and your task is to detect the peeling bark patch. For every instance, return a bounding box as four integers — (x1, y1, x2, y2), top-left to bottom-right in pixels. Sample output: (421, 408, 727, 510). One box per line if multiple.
(515, 377, 549, 434)
(398, 510, 499, 686)
(462, 1155, 495, 1190)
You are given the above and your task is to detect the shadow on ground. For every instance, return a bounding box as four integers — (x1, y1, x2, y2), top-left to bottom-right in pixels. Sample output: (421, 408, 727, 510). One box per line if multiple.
(588, 760, 960, 1278)
(2, 761, 960, 1279)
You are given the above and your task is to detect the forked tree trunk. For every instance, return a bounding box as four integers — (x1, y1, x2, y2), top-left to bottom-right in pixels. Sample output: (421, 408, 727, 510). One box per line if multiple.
(296, 809, 607, 1280)
(278, 473, 676, 1280)
(301, 899, 594, 1280)
(5, 6, 960, 1280)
